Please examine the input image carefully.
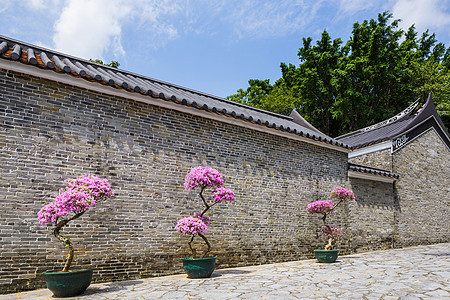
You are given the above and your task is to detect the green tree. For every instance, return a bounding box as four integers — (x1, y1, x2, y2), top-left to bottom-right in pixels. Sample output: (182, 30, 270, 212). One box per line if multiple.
(227, 79, 273, 109)
(294, 31, 343, 135)
(412, 57, 450, 128)
(89, 59, 120, 68)
(227, 11, 450, 136)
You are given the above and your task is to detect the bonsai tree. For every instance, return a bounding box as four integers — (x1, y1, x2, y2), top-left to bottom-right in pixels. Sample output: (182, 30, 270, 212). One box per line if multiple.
(307, 186, 355, 250)
(176, 166, 234, 258)
(37, 175, 114, 271)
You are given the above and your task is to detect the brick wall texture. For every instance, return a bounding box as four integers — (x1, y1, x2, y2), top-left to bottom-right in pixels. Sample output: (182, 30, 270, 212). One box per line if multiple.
(1, 69, 449, 293)
(350, 148, 392, 170)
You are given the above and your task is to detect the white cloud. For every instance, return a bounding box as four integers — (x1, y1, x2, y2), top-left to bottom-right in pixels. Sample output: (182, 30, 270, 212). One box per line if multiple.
(133, 0, 182, 41)
(392, 0, 450, 32)
(136, 0, 183, 24)
(52, 0, 185, 60)
(53, 0, 131, 59)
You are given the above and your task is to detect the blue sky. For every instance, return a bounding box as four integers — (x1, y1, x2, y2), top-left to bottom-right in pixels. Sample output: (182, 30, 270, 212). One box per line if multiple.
(1, 0, 450, 98)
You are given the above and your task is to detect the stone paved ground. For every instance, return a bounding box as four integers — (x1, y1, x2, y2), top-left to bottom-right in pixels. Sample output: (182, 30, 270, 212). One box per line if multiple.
(2, 243, 449, 300)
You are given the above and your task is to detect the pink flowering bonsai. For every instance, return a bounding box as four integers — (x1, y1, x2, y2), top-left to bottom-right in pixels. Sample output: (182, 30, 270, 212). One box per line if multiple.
(176, 166, 234, 258)
(307, 186, 355, 250)
(37, 175, 114, 272)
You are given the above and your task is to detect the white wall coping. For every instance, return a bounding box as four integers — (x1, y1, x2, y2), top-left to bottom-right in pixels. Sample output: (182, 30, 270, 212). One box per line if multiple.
(348, 141, 391, 158)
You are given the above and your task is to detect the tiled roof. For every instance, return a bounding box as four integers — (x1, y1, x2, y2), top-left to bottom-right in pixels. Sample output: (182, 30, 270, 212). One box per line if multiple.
(0, 35, 349, 150)
(348, 163, 399, 179)
(336, 94, 450, 149)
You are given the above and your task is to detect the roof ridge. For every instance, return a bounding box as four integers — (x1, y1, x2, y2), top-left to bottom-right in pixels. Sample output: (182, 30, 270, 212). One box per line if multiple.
(336, 99, 420, 140)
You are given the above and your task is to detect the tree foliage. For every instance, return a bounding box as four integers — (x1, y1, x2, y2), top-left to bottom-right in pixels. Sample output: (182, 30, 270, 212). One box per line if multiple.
(89, 59, 120, 68)
(227, 12, 450, 136)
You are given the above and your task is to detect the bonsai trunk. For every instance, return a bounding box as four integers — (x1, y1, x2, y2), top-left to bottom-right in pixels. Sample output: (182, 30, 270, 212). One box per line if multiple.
(187, 187, 214, 258)
(321, 214, 334, 250)
(325, 237, 333, 250)
(187, 233, 211, 259)
(198, 233, 211, 257)
(53, 211, 85, 272)
(321, 199, 343, 250)
(188, 235, 197, 258)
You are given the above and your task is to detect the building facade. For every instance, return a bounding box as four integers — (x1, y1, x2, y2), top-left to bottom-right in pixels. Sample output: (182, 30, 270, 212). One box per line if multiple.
(0, 35, 448, 293)
(338, 95, 450, 249)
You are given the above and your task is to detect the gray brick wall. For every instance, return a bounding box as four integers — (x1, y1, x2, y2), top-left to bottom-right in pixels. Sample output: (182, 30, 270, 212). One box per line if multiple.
(0, 69, 349, 293)
(348, 179, 398, 251)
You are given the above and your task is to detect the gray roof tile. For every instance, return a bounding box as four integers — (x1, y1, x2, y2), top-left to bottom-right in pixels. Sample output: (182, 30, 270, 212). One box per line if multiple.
(348, 163, 399, 179)
(0, 35, 348, 149)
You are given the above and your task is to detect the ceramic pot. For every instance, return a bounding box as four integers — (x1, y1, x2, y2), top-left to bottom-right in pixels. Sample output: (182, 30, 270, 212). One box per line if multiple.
(181, 257, 216, 278)
(43, 268, 93, 297)
(314, 249, 339, 263)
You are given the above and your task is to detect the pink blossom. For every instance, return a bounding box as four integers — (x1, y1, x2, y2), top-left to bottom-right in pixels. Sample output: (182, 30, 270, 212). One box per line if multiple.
(330, 186, 355, 201)
(210, 187, 234, 203)
(184, 166, 224, 190)
(37, 175, 114, 225)
(175, 215, 208, 235)
(307, 200, 334, 215)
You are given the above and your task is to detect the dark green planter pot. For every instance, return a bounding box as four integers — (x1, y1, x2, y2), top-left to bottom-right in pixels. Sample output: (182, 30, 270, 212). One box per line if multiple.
(314, 249, 340, 263)
(43, 268, 93, 297)
(182, 257, 216, 278)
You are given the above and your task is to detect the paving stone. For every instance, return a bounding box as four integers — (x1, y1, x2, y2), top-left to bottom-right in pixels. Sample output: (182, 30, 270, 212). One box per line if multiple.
(424, 289, 450, 298)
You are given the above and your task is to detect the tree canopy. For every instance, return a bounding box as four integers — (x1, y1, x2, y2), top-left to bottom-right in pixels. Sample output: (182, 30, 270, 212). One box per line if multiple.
(227, 12, 450, 137)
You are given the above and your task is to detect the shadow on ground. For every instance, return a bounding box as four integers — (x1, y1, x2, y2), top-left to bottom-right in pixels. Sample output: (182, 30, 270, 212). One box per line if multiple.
(211, 269, 252, 278)
(424, 253, 450, 257)
(81, 280, 144, 296)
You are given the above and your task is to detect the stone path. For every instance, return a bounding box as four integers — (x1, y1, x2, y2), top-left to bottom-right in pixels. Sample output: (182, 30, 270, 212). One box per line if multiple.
(1, 243, 449, 299)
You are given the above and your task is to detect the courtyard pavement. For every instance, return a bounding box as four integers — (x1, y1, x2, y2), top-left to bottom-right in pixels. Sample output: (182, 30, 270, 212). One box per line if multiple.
(1, 243, 449, 299)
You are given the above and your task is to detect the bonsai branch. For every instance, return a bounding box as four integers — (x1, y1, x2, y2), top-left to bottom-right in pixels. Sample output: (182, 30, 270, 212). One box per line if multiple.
(178, 167, 235, 262)
(61, 235, 74, 272)
(199, 187, 212, 216)
(307, 187, 354, 254)
(331, 199, 343, 211)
